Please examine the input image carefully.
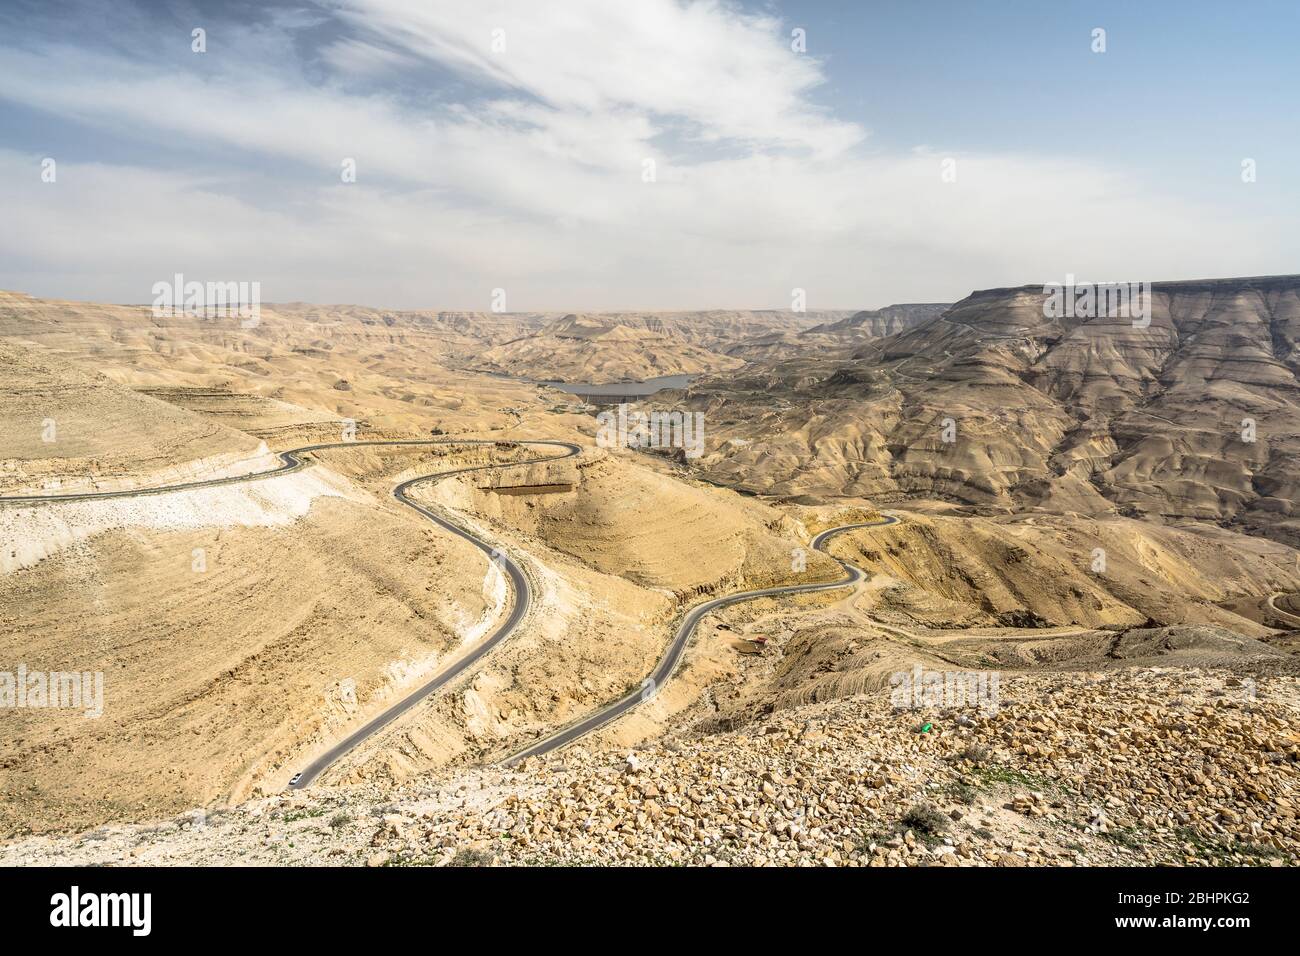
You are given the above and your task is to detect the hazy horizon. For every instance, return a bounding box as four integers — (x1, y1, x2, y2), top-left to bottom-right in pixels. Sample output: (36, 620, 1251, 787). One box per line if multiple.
(2, 0, 1297, 311)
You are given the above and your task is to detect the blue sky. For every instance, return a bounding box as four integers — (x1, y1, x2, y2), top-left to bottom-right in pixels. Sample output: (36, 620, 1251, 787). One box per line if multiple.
(0, 0, 1294, 310)
(803, 1, 1298, 193)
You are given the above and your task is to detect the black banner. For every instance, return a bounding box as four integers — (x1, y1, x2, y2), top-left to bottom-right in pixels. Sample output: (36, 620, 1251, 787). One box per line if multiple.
(0, 865, 1276, 942)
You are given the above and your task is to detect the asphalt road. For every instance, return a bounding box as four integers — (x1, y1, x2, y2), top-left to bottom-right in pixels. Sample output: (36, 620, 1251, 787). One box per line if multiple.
(1267, 592, 1300, 628)
(3, 443, 897, 784)
(502, 513, 900, 765)
(0, 437, 581, 789)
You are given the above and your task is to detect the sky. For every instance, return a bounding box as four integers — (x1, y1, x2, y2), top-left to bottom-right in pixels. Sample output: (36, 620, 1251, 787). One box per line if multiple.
(0, 0, 1296, 311)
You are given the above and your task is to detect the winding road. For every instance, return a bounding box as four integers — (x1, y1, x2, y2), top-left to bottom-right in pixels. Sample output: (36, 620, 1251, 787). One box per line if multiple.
(503, 514, 899, 765)
(0, 437, 580, 789)
(3, 437, 901, 785)
(1267, 592, 1300, 628)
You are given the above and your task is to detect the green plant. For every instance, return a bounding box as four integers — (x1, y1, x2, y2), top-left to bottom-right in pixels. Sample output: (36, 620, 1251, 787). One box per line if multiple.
(449, 847, 494, 867)
(947, 781, 978, 806)
(901, 801, 950, 837)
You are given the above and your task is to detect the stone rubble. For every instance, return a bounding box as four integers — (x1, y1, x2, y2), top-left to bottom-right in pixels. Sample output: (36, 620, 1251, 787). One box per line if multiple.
(1, 668, 1295, 867)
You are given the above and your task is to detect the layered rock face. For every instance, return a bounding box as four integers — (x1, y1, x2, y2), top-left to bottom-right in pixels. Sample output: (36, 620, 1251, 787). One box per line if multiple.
(686, 275, 1300, 543)
(722, 303, 950, 363)
(805, 302, 952, 340)
(469, 310, 851, 382)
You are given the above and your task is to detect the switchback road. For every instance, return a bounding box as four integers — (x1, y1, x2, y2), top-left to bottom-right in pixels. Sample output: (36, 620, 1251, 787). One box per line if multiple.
(503, 514, 900, 765)
(3, 445, 905, 784)
(0, 437, 581, 788)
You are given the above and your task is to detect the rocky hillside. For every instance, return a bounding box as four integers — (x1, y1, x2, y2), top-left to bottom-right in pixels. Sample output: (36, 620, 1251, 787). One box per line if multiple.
(4, 668, 1295, 867)
(806, 302, 951, 339)
(0, 338, 272, 493)
(473, 314, 744, 382)
(724, 303, 950, 363)
(686, 275, 1300, 544)
(469, 310, 846, 383)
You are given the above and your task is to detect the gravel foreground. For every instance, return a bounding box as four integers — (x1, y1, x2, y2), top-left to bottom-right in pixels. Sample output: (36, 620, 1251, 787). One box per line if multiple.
(4, 668, 1297, 867)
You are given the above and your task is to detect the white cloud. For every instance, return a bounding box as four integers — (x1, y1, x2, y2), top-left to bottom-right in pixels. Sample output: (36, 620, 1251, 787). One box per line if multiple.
(318, 37, 418, 76)
(332, 0, 863, 157)
(0, 1, 1291, 309)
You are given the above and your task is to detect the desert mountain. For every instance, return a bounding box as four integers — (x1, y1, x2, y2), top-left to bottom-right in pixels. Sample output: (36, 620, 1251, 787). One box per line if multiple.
(472, 313, 738, 382)
(805, 302, 952, 338)
(683, 275, 1300, 545)
(469, 310, 847, 382)
(723, 303, 950, 363)
(3, 286, 1297, 867)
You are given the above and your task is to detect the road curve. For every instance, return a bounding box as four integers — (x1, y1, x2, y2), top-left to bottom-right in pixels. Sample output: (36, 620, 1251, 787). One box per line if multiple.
(503, 513, 900, 765)
(0, 437, 581, 789)
(1267, 592, 1300, 628)
(288, 439, 581, 787)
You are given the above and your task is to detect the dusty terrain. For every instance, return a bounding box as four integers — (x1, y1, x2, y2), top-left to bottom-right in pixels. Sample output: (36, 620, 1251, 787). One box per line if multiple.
(681, 276, 1300, 548)
(3, 668, 1295, 867)
(1, 283, 1297, 866)
(467, 310, 868, 383)
(0, 446, 518, 835)
(0, 339, 275, 495)
(472, 314, 745, 382)
(725, 303, 950, 363)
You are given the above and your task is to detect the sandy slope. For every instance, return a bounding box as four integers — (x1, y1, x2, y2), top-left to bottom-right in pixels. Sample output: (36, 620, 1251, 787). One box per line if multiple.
(305, 449, 842, 787)
(0, 340, 272, 494)
(2, 286, 1298, 856)
(0, 463, 503, 837)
